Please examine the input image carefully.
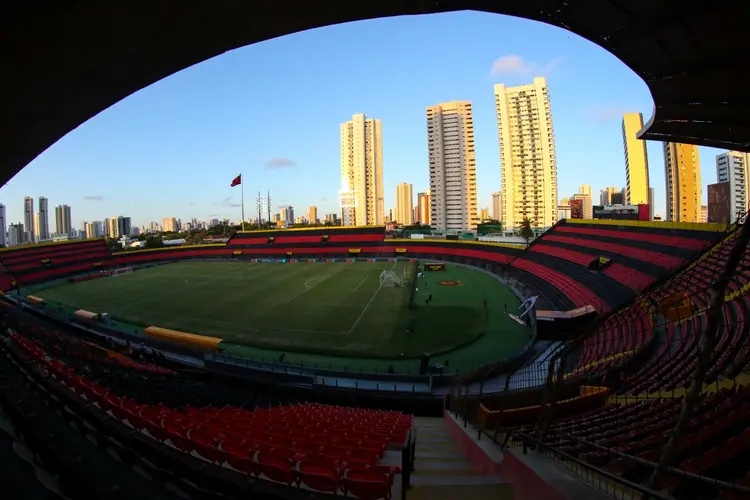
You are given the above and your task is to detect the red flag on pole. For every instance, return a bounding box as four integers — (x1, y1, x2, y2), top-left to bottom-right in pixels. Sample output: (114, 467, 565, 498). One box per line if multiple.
(230, 174, 242, 187)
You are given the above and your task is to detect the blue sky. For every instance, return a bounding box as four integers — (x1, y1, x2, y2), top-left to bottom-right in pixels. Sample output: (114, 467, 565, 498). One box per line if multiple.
(0, 11, 723, 228)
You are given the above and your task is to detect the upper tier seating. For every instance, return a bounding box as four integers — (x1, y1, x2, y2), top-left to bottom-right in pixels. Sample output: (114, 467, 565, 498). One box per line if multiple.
(509, 220, 725, 315)
(565, 223, 748, 383)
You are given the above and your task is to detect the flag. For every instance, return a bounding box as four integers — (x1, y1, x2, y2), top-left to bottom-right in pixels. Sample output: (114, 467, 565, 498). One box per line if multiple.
(230, 174, 241, 187)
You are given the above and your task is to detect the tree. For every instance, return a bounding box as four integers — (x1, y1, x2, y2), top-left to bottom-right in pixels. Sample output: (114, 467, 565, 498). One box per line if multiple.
(519, 217, 534, 244)
(143, 236, 164, 249)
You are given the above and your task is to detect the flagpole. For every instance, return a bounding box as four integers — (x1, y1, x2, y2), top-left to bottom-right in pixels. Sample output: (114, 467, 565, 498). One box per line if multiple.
(240, 173, 245, 230)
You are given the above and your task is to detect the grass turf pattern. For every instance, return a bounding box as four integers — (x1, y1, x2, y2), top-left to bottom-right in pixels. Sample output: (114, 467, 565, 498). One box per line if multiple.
(36, 261, 530, 373)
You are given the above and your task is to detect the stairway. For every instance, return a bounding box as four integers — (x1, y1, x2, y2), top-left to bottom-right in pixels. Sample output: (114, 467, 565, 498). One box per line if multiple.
(406, 416, 513, 500)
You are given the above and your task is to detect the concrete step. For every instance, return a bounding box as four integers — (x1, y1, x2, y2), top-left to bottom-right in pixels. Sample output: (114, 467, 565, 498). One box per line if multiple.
(407, 483, 514, 500)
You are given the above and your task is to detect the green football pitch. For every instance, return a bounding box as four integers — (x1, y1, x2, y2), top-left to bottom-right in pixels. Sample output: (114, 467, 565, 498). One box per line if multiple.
(34, 261, 531, 373)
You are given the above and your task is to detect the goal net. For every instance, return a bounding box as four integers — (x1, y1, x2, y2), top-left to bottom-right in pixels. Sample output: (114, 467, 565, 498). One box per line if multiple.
(109, 267, 133, 277)
(380, 270, 402, 287)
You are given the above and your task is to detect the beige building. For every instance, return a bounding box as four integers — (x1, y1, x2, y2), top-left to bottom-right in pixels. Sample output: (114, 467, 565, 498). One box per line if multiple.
(162, 217, 177, 232)
(427, 101, 478, 231)
(479, 208, 490, 221)
(308, 206, 318, 224)
(494, 77, 558, 230)
(340, 113, 384, 226)
(664, 142, 702, 222)
(492, 191, 502, 221)
(600, 186, 620, 205)
(417, 190, 431, 225)
(622, 113, 651, 206)
(395, 183, 413, 225)
(571, 191, 593, 220)
(54, 204, 72, 237)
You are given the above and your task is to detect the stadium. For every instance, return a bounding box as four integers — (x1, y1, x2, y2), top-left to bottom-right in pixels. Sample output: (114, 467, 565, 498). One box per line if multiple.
(2, 3, 750, 500)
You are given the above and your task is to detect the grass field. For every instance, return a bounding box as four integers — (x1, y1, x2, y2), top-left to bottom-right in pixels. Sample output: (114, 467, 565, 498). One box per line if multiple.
(35, 261, 530, 373)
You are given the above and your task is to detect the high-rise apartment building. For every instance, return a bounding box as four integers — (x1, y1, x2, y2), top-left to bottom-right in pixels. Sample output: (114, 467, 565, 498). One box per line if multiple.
(8, 224, 24, 246)
(494, 77, 558, 229)
(427, 101, 478, 231)
(479, 208, 490, 221)
(395, 183, 413, 225)
(280, 206, 294, 225)
(54, 204, 72, 237)
(664, 142, 702, 222)
(24, 196, 34, 243)
(417, 190, 431, 225)
(622, 113, 650, 206)
(491, 191, 502, 221)
(162, 217, 178, 232)
(33, 213, 41, 242)
(37, 196, 50, 240)
(84, 221, 104, 239)
(308, 206, 318, 224)
(0, 204, 6, 247)
(600, 186, 620, 205)
(716, 151, 750, 222)
(340, 113, 384, 226)
(106, 216, 131, 238)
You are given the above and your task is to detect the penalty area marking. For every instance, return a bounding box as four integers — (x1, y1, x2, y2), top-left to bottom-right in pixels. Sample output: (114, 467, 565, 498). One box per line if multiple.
(305, 275, 330, 290)
(345, 262, 397, 335)
(286, 275, 330, 303)
(352, 275, 368, 292)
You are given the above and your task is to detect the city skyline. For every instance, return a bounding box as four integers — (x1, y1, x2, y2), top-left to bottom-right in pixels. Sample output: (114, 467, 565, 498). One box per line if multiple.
(0, 12, 729, 227)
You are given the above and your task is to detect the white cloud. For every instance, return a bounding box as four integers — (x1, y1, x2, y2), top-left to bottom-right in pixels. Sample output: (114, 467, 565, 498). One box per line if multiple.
(265, 158, 296, 169)
(582, 105, 634, 125)
(489, 55, 563, 78)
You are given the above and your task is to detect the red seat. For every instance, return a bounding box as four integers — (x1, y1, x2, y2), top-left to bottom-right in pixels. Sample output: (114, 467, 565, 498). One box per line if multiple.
(296, 461, 340, 494)
(226, 454, 256, 476)
(255, 452, 294, 485)
(343, 470, 391, 499)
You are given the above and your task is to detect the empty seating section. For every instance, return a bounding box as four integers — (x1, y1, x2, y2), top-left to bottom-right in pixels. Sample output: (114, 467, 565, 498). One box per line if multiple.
(517, 250, 633, 311)
(227, 227, 386, 248)
(0, 239, 111, 285)
(543, 234, 684, 269)
(555, 224, 716, 251)
(542, 386, 750, 497)
(511, 258, 609, 312)
(623, 298, 750, 394)
(531, 243, 653, 292)
(9, 326, 410, 498)
(571, 305, 650, 377)
(0, 239, 108, 269)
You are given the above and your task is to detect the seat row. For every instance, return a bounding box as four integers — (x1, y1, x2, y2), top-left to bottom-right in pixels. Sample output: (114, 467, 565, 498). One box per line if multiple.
(12, 333, 408, 499)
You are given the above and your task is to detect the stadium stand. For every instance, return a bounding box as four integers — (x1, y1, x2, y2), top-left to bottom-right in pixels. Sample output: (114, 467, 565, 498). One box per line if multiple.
(3, 220, 750, 498)
(458, 216, 750, 499)
(3, 308, 413, 499)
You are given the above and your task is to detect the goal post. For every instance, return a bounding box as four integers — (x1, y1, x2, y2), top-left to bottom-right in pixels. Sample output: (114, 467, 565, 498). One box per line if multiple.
(379, 270, 402, 287)
(109, 267, 133, 277)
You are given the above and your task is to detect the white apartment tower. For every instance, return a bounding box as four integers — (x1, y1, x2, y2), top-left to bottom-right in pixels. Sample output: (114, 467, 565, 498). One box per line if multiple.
(37, 196, 50, 241)
(492, 191, 503, 221)
(426, 101, 478, 231)
(716, 151, 750, 222)
(23, 196, 34, 243)
(494, 77, 558, 230)
(340, 113, 384, 226)
(395, 183, 414, 225)
(280, 206, 294, 225)
(0, 204, 6, 247)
